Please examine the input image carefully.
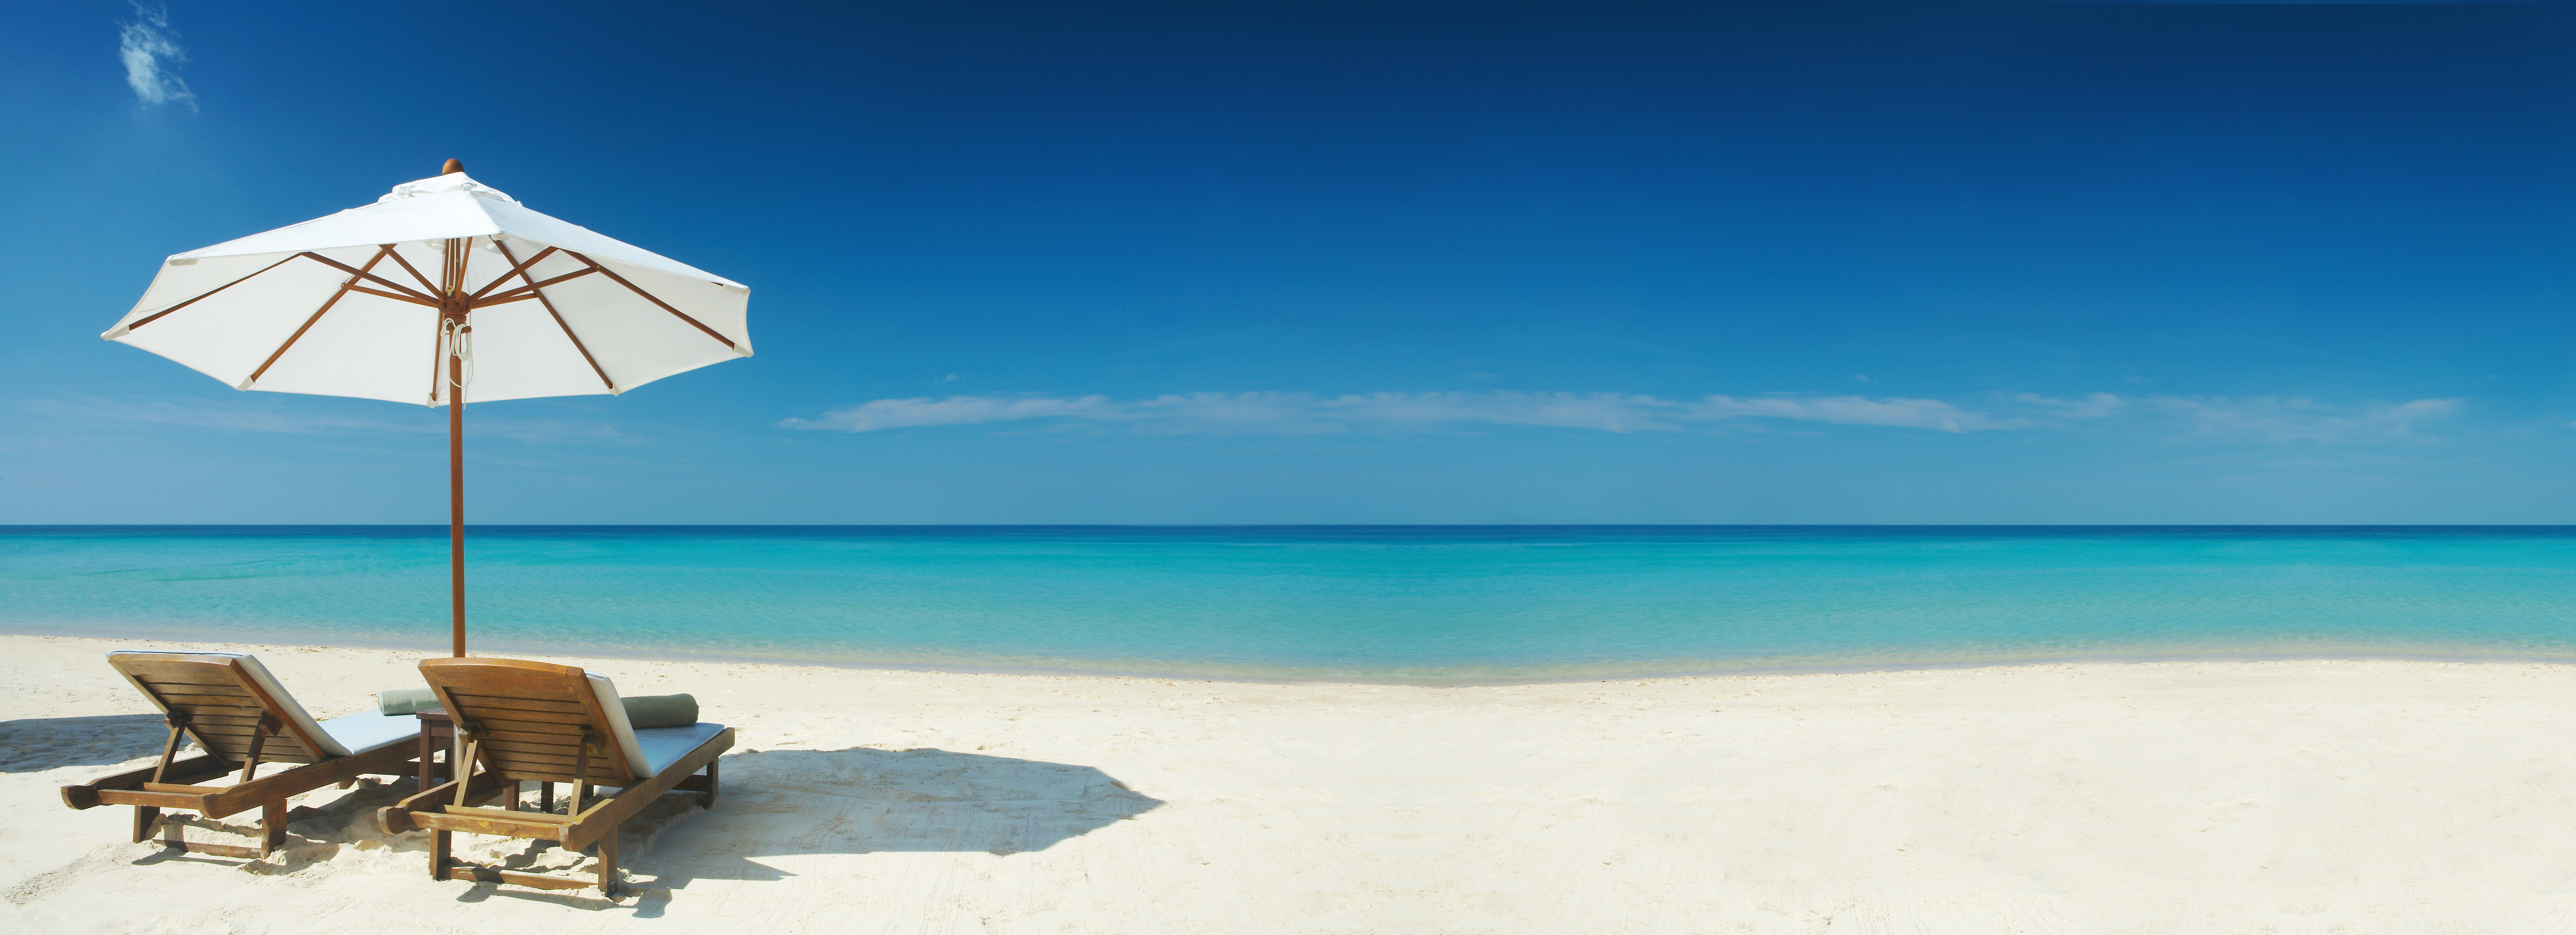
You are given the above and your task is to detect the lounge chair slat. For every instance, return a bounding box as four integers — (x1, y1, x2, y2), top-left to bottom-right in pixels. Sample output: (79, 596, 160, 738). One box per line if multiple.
(133, 681, 247, 692)
(129, 675, 246, 690)
(162, 703, 268, 717)
(147, 686, 257, 700)
(152, 696, 259, 710)
(482, 743, 583, 760)
(481, 727, 587, 744)
(452, 706, 594, 726)
(484, 750, 585, 769)
(183, 720, 281, 732)
(446, 693, 591, 714)
(164, 713, 267, 726)
(118, 664, 243, 682)
(194, 746, 317, 762)
(185, 726, 310, 747)
(481, 738, 584, 756)
(480, 768, 584, 783)
(126, 676, 250, 690)
(440, 805, 581, 824)
(193, 750, 317, 765)
(186, 735, 277, 750)
(483, 757, 583, 774)
(141, 679, 255, 692)
(476, 721, 587, 738)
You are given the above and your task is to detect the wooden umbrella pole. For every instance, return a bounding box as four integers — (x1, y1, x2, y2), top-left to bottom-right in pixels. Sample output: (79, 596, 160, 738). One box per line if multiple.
(444, 230, 468, 658)
(449, 339, 465, 657)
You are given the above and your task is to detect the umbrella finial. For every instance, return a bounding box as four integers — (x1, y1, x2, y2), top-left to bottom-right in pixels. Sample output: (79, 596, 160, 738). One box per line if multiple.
(441, 158, 464, 176)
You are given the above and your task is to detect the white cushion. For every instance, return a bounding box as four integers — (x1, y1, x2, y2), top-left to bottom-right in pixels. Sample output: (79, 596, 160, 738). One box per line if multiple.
(632, 723, 728, 775)
(583, 672, 653, 776)
(316, 710, 419, 754)
(581, 672, 722, 778)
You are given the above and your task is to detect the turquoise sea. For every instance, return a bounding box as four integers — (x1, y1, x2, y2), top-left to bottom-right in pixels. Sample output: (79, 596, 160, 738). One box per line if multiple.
(5, 526, 2575, 682)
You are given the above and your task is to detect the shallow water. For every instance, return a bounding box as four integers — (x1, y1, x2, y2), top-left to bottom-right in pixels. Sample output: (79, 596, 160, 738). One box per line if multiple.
(6, 525, 2575, 681)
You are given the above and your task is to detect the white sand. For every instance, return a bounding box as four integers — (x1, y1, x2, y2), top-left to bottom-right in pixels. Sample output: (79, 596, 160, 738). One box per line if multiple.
(6, 635, 2576, 933)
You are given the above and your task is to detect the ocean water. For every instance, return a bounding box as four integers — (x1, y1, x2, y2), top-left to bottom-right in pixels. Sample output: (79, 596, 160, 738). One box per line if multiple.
(4, 525, 2575, 682)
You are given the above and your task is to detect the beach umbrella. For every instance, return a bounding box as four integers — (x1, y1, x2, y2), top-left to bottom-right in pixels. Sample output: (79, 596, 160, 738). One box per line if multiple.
(103, 159, 752, 657)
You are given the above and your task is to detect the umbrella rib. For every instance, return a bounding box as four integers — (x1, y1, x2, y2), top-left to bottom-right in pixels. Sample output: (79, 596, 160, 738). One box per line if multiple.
(244, 245, 394, 387)
(425, 315, 447, 406)
(560, 251, 741, 351)
(493, 241, 616, 392)
(466, 246, 557, 300)
(383, 247, 444, 296)
(121, 253, 309, 331)
(297, 252, 440, 303)
(345, 283, 442, 307)
(471, 267, 599, 307)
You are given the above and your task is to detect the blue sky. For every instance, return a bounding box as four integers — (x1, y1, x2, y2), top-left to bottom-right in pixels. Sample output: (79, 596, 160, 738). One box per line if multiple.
(3, 2, 2573, 524)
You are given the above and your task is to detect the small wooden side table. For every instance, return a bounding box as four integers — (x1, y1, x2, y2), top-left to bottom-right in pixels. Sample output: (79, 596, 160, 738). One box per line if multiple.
(414, 707, 453, 792)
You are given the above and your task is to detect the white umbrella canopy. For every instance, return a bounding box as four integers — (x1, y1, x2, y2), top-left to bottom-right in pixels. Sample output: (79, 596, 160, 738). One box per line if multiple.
(104, 160, 753, 656)
(106, 164, 752, 404)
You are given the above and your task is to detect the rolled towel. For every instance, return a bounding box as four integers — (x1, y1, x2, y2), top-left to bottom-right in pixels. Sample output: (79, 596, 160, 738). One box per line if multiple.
(377, 687, 442, 716)
(621, 694, 699, 728)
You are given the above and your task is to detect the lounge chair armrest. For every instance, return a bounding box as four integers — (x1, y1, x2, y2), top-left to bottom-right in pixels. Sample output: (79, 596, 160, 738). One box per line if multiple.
(60, 753, 230, 810)
(377, 769, 512, 835)
(375, 803, 417, 836)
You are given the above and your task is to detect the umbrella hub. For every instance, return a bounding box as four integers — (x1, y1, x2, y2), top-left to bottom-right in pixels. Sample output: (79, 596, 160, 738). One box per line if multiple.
(378, 172, 516, 205)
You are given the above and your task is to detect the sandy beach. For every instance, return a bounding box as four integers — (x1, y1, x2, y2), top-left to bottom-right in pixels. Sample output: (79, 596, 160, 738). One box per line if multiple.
(6, 635, 2576, 933)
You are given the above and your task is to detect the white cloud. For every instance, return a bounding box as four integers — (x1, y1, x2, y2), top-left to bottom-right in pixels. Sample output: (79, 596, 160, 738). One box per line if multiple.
(118, 4, 195, 110)
(2012, 392, 2129, 419)
(1690, 395, 2027, 432)
(782, 390, 2025, 435)
(27, 396, 629, 443)
(784, 388, 2480, 443)
(784, 395, 1121, 432)
(32, 396, 419, 434)
(2143, 396, 2462, 442)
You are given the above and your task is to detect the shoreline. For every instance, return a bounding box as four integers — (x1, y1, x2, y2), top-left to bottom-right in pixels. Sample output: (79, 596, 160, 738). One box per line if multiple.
(14, 634, 2576, 930)
(13, 624, 2576, 686)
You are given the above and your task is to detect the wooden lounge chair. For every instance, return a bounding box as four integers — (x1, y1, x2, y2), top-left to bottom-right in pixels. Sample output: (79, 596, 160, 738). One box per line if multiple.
(375, 657, 732, 897)
(59, 651, 423, 858)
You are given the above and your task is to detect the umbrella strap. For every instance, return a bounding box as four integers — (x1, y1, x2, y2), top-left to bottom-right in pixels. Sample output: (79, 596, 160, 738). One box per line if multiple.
(443, 318, 474, 402)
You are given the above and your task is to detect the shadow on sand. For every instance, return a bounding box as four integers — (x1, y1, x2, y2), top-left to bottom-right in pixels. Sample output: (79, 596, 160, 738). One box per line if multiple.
(438, 746, 1162, 913)
(1, 713, 171, 772)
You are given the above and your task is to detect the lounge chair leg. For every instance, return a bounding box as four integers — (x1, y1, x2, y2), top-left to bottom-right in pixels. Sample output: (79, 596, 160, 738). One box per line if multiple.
(597, 834, 621, 898)
(162, 813, 185, 850)
(131, 806, 160, 844)
(416, 728, 435, 792)
(539, 781, 553, 813)
(431, 830, 451, 880)
(260, 800, 287, 857)
(703, 759, 719, 809)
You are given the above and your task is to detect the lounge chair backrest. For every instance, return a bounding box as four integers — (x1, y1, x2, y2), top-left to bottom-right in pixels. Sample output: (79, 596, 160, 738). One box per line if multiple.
(106, 651, 347, 762)
(417, 658, 645, 786)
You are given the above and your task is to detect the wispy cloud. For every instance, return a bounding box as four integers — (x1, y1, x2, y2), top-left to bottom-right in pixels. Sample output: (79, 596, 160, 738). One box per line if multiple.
(784, 388, 2479, 443)
(26, 396, 632, 444)
(2143, 396, 2462, 442)
(2012, 392, 2130, 420)
(118, 4, 195, 110)
(782, 391, 2026, 435)
(32, 397, 421, 434)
